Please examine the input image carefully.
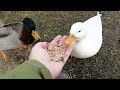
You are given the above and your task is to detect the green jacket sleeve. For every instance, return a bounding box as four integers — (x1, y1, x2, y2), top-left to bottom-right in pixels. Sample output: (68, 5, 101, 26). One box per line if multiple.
(0, 60, 52, 79)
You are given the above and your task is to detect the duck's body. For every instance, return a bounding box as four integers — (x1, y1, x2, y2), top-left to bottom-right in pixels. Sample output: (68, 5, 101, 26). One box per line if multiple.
(71, 30, 102, 58)
(0, 18, 40, 50)
(0, 17, 40, 62)
(0, 25, 22, 50)
(66, 12, 102, 58)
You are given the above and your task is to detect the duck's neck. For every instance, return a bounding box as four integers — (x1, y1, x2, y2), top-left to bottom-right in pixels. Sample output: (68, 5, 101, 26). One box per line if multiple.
(20, 26, 34, 45)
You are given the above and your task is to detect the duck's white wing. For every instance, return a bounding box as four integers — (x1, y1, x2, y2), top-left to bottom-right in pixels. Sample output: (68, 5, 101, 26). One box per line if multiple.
(83, 12, 102, 35)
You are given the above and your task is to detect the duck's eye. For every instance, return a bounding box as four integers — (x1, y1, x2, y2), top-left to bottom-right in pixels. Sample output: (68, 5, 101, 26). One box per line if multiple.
(78, 30, 81, 32)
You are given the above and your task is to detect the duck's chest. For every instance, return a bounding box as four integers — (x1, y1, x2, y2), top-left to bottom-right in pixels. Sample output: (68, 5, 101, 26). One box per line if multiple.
(20, 30, 34, 45)
(71, 36, 102, 58)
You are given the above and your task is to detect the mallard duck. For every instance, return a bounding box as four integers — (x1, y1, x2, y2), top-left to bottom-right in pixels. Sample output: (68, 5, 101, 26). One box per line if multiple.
(65, 12, 102, 58)
(0, 17, 40, 62)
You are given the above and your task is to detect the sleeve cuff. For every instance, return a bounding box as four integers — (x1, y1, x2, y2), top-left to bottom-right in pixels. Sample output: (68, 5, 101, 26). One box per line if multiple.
(27, 59, 52, 79)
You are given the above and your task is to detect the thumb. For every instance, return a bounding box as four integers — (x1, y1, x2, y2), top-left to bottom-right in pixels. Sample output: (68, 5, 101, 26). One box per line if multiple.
(35, 42, 48, 49)
(64, 46, 72, 63)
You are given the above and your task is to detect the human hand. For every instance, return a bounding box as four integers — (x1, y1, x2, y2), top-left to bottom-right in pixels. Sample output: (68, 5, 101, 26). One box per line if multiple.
(29, 35, 72, 79)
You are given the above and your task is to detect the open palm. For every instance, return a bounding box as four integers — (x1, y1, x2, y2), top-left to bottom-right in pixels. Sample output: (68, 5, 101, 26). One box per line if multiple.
(29, 35, 72, 78)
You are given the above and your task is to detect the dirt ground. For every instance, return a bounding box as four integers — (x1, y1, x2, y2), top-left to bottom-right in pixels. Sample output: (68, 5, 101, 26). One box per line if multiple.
(0, 11, 120, 79)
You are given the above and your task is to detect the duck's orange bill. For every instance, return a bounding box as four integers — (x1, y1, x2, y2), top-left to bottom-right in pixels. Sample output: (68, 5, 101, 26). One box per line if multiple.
(65, 34, 76, 45)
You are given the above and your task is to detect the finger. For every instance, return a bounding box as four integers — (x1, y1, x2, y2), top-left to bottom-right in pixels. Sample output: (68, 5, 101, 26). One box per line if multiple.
(59, 35, 68, 45)
(64, 46, 72, 62)
(50, 35, 62, 44)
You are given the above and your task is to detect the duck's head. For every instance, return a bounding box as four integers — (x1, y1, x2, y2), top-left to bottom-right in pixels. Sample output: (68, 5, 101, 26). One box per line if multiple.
(23, 17, 40, 41)
(65, 22, 87, 45)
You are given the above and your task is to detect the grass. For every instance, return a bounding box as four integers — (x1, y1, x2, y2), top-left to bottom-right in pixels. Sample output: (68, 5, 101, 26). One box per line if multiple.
(0, 11, 120, 79)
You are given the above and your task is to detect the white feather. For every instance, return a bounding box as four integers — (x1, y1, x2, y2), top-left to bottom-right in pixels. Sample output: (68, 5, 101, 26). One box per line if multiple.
(70, 12, 103, 58)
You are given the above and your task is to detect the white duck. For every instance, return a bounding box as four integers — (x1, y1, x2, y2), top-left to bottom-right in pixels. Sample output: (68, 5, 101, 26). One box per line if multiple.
(65, 12, 102, 58)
